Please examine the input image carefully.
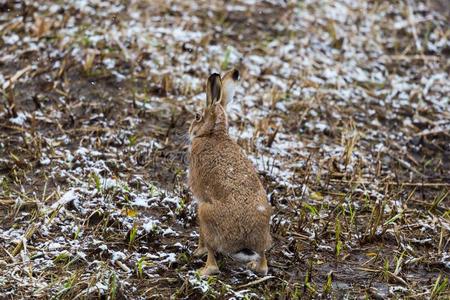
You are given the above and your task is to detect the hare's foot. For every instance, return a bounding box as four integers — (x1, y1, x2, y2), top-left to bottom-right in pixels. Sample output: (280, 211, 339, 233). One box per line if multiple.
(199, 265, 220, 276)
(247, 253, 268, 275)
(193, 246, 207, 257)
(198, 248, 219, 276)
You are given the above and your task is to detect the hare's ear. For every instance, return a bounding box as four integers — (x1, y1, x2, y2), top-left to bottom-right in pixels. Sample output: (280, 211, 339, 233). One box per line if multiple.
(221, 69, 240, 107)
(206, 73, 223, 107)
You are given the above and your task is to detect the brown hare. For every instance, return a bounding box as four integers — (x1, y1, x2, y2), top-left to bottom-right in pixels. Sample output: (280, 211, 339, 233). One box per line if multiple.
(188, 69, 272, 276)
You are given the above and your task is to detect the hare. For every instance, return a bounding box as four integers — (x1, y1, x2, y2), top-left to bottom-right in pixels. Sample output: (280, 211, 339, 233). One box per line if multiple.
(188, 69, 272, 276)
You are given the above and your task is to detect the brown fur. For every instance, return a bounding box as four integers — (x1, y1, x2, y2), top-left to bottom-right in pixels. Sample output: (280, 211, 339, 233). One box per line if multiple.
(188, 70, 272, 276)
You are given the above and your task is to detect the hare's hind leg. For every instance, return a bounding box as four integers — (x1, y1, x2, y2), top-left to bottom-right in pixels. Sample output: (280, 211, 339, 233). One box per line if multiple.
(199, 248, 220, 276)
(193, 222, 207, 257)
(247, 252, 268, 275)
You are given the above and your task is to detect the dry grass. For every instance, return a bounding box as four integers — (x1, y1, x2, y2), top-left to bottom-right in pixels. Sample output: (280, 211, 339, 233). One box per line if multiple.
(0, 0, 449, 299)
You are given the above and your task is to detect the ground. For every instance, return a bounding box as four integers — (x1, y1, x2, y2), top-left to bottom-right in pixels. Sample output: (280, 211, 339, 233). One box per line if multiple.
(0, 0, 449, 299)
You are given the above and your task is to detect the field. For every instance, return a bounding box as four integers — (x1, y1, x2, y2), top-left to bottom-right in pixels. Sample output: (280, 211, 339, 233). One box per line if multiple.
(0, 0, 449, 298)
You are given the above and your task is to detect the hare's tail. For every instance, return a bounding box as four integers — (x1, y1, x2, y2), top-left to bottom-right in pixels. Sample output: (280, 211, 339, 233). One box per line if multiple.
(232, 248, 260, 262)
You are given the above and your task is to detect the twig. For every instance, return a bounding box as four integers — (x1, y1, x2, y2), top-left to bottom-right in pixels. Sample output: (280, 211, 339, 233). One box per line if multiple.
(356, 267, 378, 272)
(387, 270, 408, 286)
(388, 153, 426, 177)
(115, 260, 131, 273)
(416, 127, 450, 137)
(2, 247, 16, 262)
(236, 275, 275, 289)
(386, 138, 420, 166)
(286, 231, 310, 240)
(402, 182, 448, 187)
(328, 179, 449, 187)
(67, 126, 112, 133)
(0, 123, 28, 132)
(380, 54, 440, 61)
(406, 0, 423, 54)
(2, 65, 33, 90)
(266, 126, 279, 148)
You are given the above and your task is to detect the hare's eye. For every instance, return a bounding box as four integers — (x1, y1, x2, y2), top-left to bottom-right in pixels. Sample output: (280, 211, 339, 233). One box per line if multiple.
(195, 112, 202, 121)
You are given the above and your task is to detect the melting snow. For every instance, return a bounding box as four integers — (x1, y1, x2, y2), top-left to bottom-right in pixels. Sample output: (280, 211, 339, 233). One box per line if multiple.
(9, 112, 27, 126)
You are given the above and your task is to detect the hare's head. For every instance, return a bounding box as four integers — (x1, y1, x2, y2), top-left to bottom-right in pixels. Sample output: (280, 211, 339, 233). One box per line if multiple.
(189, 69, 240, 140)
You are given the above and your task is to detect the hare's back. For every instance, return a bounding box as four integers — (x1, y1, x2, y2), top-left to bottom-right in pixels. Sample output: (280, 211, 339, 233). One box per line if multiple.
(197, 137, 267, 203)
